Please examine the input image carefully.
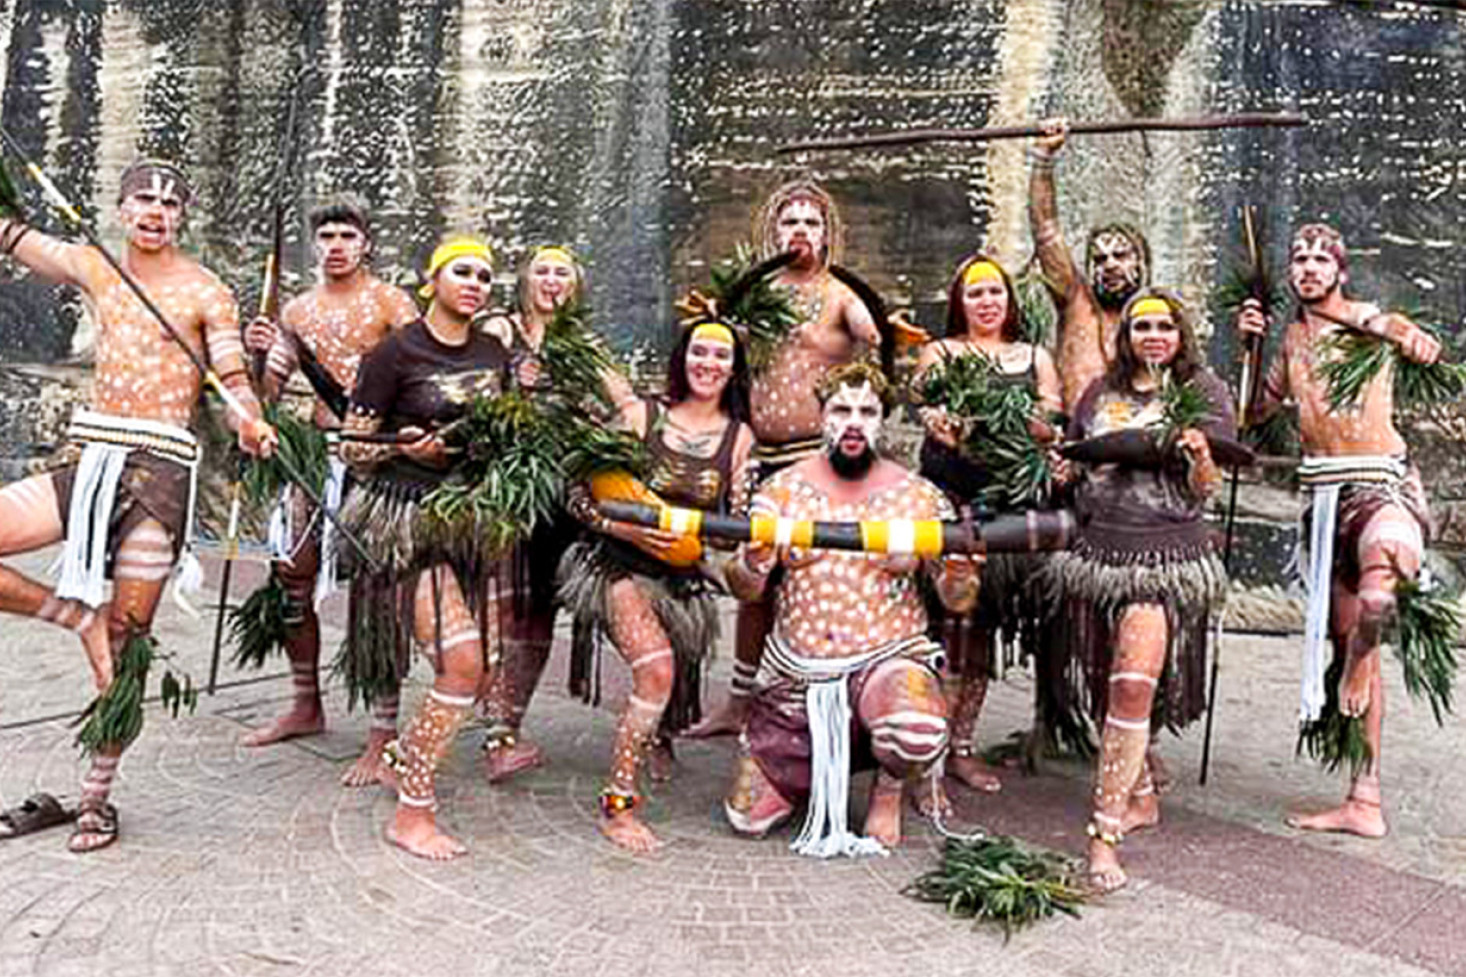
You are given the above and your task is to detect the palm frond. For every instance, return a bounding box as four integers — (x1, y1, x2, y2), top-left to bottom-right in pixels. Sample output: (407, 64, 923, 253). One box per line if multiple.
(541, 299, 618, 409)
(1390, 569, 1460, 725)
(228, 571, 291, 670)
(73, 629, 196, 755)
(1296, 657, 1372, 776)
(1320, 327, 1466, 413)
(1157, 374, 1214, 439)
(690, 246, 801, 373)
(905, 836, 1087, 937)
(243, 402, 330, 507)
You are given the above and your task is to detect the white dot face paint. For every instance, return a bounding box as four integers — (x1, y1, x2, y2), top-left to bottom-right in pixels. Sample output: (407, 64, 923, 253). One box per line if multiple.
(120, 185, 184, 251)
(776, 199, 826, 264)
(1089, 231, 1142, 300)
(313, 221, 368, 281)
(820, 380, 883, 457)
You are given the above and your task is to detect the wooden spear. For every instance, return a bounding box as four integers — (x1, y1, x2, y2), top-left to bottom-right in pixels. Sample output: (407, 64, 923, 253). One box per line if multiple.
(776, 112, 1306, 155)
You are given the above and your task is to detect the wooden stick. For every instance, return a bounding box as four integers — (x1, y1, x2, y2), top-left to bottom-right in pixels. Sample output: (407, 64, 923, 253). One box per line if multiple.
(777, 112, 1306, 155)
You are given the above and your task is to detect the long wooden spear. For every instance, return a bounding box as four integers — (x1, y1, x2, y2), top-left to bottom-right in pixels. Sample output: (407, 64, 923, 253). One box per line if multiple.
(1199, 203, 1268, 786)
(777, 112, 1306, 155)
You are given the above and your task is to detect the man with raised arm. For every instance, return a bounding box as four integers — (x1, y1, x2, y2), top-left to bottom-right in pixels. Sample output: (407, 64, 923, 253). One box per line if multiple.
(1237, 223, 1439, 838)
(240, 198, 416, 761)
(0, 159, 273, 851)
(689, 179, 882, 737)
(1028, 121, 1152, 410)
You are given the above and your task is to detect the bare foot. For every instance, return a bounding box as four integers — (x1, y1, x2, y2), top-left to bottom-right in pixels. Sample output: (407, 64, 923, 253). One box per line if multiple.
(685, 698, 749, 739)
(947, 753, 1002, 793)
(1285, 799, 1387, 838)
(1087, 837, 1127, 893)
(910, 774, 953, 821)
(599, 810, 664, 853)
(1122, 792, 1160, 834)
(724, 755, 793, 836)
(240, 701, 325, 747)
(648, 738, 675, 782)
(1339, 650, 1379, 717)
(386, 806, 467, 861)
(79, 609, 113, 692)
(864, 774, 904, 848)
(341, 730, 395, 788)
(483, 738, 544, 784)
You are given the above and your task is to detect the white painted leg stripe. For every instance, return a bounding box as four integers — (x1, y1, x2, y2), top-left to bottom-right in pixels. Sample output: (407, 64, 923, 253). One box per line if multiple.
(1108, 671, 1159, 686)
(427, 689, 475, 708)
(1105, 715, 1150, 731)
(631, 648, 674, 670)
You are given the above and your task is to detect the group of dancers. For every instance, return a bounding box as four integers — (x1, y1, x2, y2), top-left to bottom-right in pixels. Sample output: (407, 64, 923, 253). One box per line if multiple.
(0, 120, 1441, 893)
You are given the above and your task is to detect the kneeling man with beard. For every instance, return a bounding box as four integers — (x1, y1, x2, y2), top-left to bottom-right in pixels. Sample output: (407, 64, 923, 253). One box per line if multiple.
(723, 361, 978, 856)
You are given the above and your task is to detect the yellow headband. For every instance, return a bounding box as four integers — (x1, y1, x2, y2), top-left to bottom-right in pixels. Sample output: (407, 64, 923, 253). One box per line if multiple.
(1129, 296, 1173, 320)
(534, 246, 577, 267)
(420, 237, 493, 299)
(962, 260, 1004, 287)
(691, 322, 735, 346)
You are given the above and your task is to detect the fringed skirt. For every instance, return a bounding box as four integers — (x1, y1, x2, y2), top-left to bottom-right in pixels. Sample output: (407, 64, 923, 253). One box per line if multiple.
(1045, 534, 1227, 732)
(557, 538, 719, 735)
(334, 474, 501, 709)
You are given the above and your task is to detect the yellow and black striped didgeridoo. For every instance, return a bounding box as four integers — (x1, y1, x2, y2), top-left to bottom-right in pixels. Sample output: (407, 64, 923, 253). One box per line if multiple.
(595, 501, 1075, 557)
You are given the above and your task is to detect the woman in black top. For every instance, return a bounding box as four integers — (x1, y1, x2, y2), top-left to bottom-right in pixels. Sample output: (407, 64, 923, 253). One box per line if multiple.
(561, 321, 754, 853)
(339, 237, 509, 861)
(914, 255, 1061, 794)
(1047, 287, 1232, 892)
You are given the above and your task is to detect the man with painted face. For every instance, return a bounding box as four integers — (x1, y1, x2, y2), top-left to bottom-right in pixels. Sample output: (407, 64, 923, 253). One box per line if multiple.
(240, 198, 417, 759)
(1029, 120, 1152, 409)
(0, 159, 274, 852)
(689, 179, 883, 739)
(722, 362, 978, 855)
(1237, 223, 1439, 840)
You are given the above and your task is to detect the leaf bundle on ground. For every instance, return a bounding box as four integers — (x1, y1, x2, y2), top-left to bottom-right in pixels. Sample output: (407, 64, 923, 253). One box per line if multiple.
(905, 836, 1086, 937)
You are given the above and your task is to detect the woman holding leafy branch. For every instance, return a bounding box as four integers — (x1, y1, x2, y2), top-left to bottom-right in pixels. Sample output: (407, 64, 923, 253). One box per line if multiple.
(559, 321, 754, 853)
(474, 246, 626, 784)
(913, 254, 1061, 795)
(1048, 287, 1232, 892)
(337, 237, 511, 860)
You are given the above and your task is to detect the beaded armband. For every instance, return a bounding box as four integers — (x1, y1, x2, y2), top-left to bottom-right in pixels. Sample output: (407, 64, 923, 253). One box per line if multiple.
(598, 787, 641, 817)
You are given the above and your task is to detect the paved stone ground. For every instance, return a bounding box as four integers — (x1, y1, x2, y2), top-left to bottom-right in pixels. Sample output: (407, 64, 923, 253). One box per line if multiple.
(2, 546, 1464, 977)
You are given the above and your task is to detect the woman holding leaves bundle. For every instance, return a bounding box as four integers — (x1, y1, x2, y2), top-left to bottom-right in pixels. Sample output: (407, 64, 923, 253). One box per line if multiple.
(914, 254, 1061, 795)
(1047, 287, 1233, 892)
(337, 237, 511, 860)
(559, 321, 755, 852)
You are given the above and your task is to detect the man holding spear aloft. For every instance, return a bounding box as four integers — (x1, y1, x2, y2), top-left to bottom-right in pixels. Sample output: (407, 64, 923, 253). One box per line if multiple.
(239, 198, 416, 758)
(1237, 224, 1439, 838)
(0, 157, 275, 851)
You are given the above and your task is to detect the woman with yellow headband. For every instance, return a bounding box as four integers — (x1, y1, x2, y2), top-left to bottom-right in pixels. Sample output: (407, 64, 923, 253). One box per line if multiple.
(336, 236, 510, 861)
(557, 320, 754, 853)
(913, 254, 1061, 798)
(1046, 287, 1232, 892)
(475, 245, 632, 785)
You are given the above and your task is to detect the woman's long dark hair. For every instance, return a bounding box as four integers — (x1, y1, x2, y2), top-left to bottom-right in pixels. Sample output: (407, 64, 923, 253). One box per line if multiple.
(944, 253, 1024, 342)
(664, 324, 751, 423)
(1105, 287, 1203, 391)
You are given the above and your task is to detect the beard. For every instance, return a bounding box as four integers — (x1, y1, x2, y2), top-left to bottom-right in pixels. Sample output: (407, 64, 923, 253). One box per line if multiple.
(1093, 274, 1139, 310)
(829, 442, 876, 480)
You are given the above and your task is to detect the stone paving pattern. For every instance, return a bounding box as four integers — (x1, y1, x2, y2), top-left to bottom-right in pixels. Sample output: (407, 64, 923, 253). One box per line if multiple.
(2, 546, 1464, 977)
